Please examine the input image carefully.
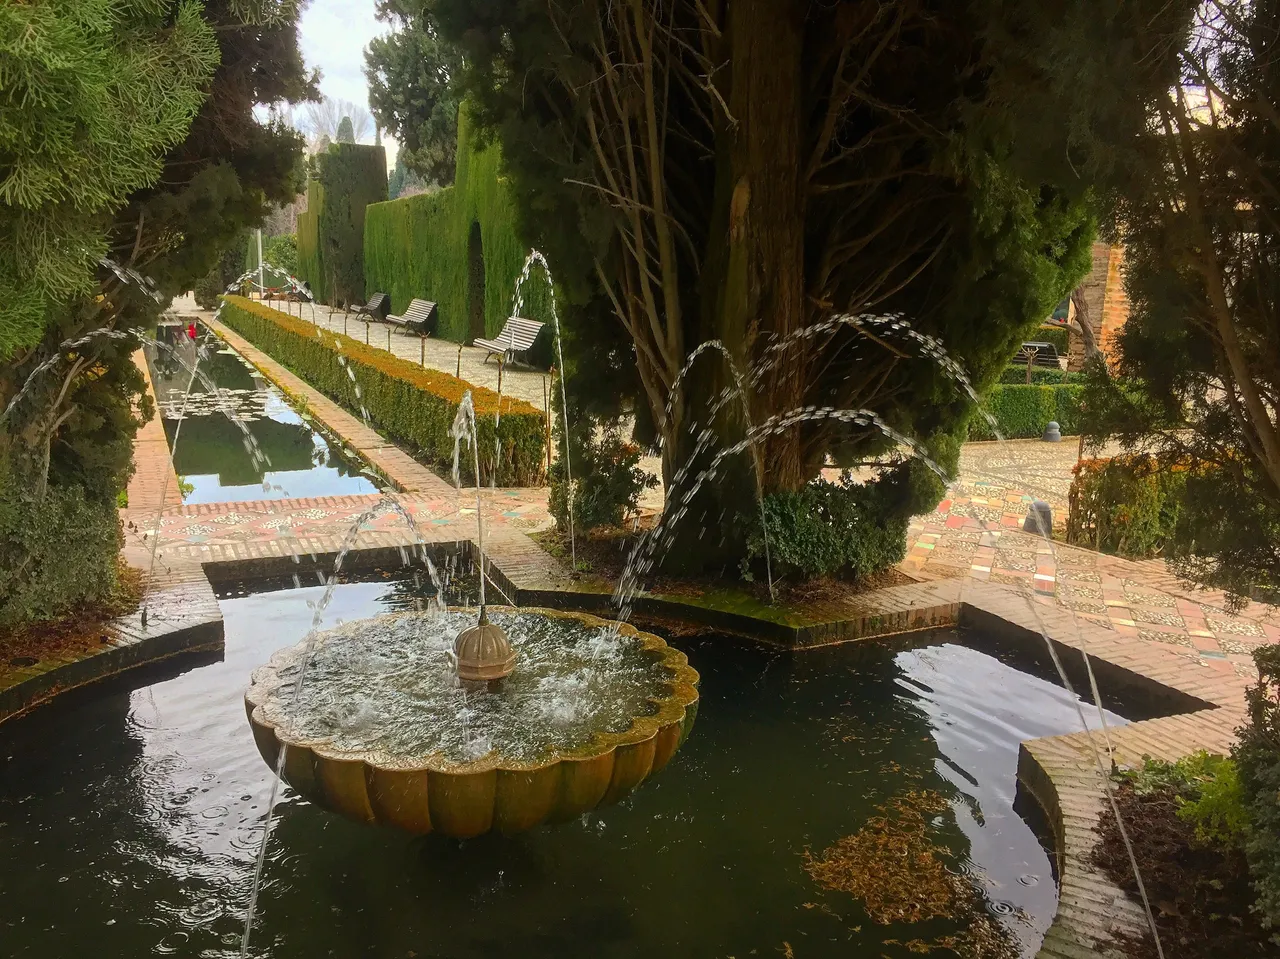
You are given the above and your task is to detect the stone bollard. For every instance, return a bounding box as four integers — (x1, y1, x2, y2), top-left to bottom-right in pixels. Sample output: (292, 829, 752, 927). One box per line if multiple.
(1042, 420, 1061, 442)
(1023, 499, 1053, 535)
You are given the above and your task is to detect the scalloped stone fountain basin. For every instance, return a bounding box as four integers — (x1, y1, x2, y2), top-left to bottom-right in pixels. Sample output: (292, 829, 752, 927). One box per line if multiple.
(244, 607, 699, 837)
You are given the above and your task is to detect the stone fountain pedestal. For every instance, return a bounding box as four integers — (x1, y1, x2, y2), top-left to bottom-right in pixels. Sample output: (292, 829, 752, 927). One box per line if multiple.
(244, 607, 699, 838)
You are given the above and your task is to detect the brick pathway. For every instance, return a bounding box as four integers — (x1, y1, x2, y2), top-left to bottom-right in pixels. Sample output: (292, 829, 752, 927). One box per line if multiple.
(903, 442, 1280, 679)
(10, 313, 1278, 959)
(171, 293, 555, 414)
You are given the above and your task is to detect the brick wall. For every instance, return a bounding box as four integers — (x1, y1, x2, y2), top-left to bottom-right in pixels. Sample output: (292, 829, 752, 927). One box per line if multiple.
(1067, 242, 1112, 371)
(1067, 242, 1130, 371)
(1098, 243, 1130, 364)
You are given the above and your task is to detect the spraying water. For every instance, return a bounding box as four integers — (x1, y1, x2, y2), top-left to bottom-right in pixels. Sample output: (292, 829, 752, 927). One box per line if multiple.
(513, 250, 576, 570)
(662, 340, 775, 601)
(449, 392, 489, 608)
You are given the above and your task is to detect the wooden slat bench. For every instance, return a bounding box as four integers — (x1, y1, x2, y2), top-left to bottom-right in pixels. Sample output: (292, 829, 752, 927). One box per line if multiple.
(474, 317, 545, 365)
(386, 298, 439, 336)
(353, 292, 390, 321)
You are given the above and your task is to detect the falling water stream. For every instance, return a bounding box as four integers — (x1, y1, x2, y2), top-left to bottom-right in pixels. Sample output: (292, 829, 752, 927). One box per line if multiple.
(512, 251, 576, 570)
(12, 255, 1161, 957)
(600, 307, 1162, 955)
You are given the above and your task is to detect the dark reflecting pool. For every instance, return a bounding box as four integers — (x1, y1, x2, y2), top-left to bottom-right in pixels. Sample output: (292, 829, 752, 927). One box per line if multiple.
(0, 578, 1125, 958)
(147, 322, 379, 504)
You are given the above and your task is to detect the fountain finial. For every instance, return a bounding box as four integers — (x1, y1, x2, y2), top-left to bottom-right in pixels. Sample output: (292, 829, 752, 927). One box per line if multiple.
(454, 605, 516, 684)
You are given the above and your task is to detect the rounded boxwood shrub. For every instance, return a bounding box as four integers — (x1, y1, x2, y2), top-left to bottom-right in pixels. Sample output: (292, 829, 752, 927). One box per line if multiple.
(746, 473, 921, 580)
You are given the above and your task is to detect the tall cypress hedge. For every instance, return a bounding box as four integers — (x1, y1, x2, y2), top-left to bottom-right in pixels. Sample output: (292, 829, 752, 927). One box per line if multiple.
(296, 144, 387, 306)
(364, 107, 553, 343)
(297, 178, 325, 300)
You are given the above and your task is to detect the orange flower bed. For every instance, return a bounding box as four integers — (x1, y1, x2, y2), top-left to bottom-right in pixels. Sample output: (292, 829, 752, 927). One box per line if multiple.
(221, 297, 538, 417)
(218, 296, 546, 486)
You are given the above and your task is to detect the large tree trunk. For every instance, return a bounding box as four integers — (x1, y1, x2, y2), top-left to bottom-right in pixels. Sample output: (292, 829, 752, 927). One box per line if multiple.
(656, 0, 809, 572)
(707, 0, 809, 493)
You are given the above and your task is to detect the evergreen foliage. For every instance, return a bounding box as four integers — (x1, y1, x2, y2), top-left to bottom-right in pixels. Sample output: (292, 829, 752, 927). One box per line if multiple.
(1066, 455, 1185, 558)
(219, 296, 546, 484)
(1081, 1, 1280, 607)
(336, 116, 355, 143)
(0, 0, 218, 357)
(264, 233, 299, 279)
(388, 163, 406, 200)
(1, 0, 313, 626)
(388, 162, 429, 200)
(297, 144, 388, 306)
(194, 237, 252, 308)
(548, 425, 656, 531)
(746, 473, 938, 581)
(364, 109, 554, 343)
(1236, 644, 1280, 944)
(110, 0, 315, 303)
(365, 1, 463, 187)
(434, 0, 1196, 573)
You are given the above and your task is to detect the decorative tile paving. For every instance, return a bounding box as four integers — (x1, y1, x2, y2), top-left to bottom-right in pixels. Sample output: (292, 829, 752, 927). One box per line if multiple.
(1130, 608, 1185, 627)
(1206, 616, 1265, 637)
(1138, 628, 1195, 648)
(902, 438, 1277, 677)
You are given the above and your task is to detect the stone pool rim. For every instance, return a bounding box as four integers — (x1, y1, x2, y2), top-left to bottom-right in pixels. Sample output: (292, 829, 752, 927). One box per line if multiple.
(244, 606, 700, 837)
(3, 316, 1256, 957)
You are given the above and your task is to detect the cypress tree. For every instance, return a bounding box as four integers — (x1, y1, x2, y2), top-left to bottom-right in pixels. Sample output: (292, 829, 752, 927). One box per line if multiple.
(435, 0, 1196, 571)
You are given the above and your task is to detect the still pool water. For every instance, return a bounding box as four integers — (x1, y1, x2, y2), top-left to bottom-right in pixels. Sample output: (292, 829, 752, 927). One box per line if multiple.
(148, 322, 379, 504)
(0, 580, 1125, 958)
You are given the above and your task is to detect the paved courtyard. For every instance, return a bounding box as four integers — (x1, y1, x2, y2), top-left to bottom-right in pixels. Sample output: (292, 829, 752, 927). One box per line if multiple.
(7, 301, 1276, 959)
(153, 300, 1280, 681)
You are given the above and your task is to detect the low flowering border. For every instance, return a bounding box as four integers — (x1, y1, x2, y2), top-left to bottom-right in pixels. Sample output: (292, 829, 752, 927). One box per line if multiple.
(218, 296, 546, 486)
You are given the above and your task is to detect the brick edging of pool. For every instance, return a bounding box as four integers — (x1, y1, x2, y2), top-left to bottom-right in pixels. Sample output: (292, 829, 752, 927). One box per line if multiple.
(530, 575, 1244, 959)
(71, 319, 1254, 957)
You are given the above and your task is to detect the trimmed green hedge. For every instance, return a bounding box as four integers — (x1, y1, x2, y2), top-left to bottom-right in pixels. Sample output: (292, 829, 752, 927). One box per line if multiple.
(969, 383, 1083, 440)
(296, 144, 388, 306)
(218, 296, 546, 486)
(318, 143, 387, 306)
(998, 364, 1081, 385)
(297, 178, 324, 299)
(364, 107, 554, 345)
(1032, 324, 1070, 353)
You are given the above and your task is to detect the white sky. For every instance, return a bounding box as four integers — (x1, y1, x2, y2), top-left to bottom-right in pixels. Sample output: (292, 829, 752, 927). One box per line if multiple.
(298, 0, 399, 166)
